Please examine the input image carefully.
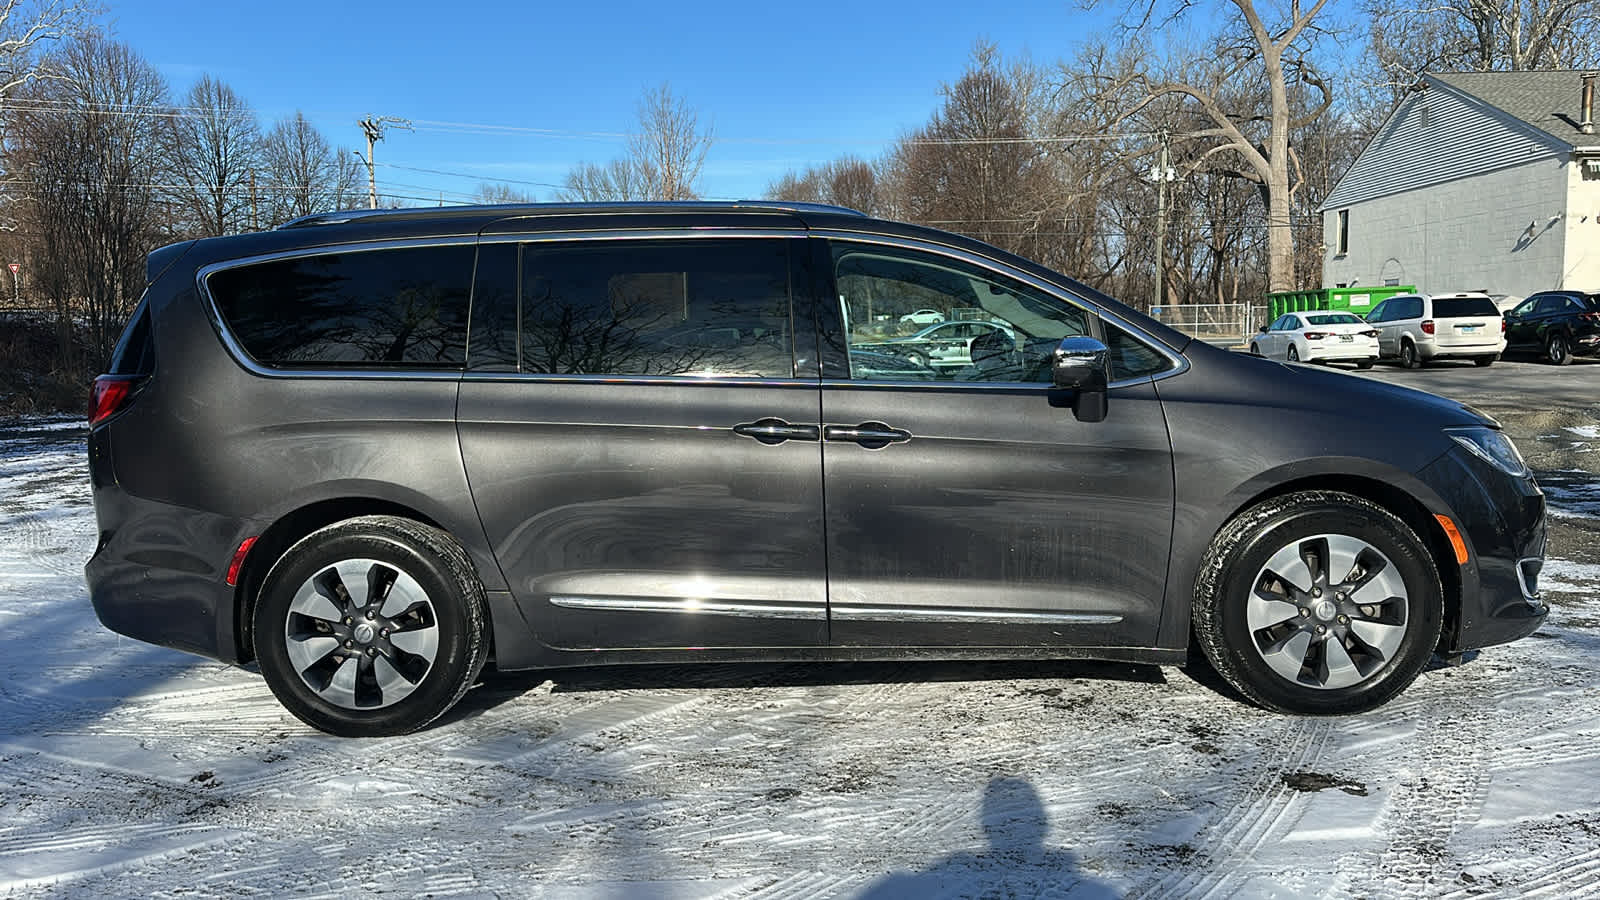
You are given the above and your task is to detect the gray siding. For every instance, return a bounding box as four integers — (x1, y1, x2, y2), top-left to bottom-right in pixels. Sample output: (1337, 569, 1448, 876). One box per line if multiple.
(1323, 158, 1569, 297)
(1323, 80, 1569, 211)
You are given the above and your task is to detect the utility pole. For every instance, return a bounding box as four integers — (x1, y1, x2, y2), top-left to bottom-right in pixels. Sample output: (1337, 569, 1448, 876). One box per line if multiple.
(357, 115, 413, 209)
(1150, 129, 1175, 312)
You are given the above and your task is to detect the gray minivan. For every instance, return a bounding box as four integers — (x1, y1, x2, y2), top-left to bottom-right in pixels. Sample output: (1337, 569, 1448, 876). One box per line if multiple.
(86, 203, 1547, 736)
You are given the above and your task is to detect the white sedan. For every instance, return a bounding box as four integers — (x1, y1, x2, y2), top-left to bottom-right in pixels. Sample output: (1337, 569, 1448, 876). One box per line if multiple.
(899, 308, 945, 326)
(1251, 311, 1379, 367)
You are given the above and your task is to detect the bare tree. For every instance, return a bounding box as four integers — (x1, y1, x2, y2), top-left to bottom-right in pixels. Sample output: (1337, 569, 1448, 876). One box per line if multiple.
(474, 182, 534, 204)
(167, 75, 260, 236)
(560, 83, 712, 202)
(1367, 0, 1600, 90)
(766, 155, 883, 214)
(261, 112, 360, 224)
(0, 0, 94, 106)
(7, 35, 169, 369)
(1086, 0, 1336, 292)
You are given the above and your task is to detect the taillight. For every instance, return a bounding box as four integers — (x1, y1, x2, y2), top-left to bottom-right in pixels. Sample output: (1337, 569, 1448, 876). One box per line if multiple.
(1303, 332, 1326, 340)
(1421, 320, 1435, 335)
(89, 375, 144, 426)
(1361, 329, 1379, 337)
(1502, 317, 1508, 332)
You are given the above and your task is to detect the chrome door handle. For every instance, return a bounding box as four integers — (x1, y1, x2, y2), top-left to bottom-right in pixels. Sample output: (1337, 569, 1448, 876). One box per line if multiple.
(732, 418, 820, 445)
(823, 422, 912, 447)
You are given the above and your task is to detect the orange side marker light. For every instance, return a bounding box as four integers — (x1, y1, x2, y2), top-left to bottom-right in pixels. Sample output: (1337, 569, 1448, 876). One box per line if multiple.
(1434, 515, 1469, 566)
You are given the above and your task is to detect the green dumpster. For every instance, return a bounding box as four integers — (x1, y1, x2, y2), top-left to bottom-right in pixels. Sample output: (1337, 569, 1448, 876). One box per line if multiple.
(1266, 286, 1416, 322)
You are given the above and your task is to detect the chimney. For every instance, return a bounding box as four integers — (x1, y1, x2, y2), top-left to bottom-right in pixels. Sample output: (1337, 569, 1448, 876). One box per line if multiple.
(1584, 71, 1597, 135)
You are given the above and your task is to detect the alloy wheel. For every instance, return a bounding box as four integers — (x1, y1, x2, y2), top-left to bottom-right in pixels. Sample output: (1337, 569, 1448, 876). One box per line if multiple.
(1245, 534, 1409, 690)
(284, 558, 441, 710)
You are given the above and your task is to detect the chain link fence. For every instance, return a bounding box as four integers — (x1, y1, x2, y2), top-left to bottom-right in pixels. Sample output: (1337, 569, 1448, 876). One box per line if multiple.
(1150, 303, 1263, 344)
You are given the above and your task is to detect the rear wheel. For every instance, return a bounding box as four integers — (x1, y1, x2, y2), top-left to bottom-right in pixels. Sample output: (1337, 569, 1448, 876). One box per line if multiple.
(254, 516, 488, 737)
(1356, 358, 1376, 370)
(1193, 491, 1442, 714)
(1286, 345, 1300, 362)
(1546, 332, 1571, 366)
(1474, 356, 1495, 368)
(1399, 341, 1421, 369)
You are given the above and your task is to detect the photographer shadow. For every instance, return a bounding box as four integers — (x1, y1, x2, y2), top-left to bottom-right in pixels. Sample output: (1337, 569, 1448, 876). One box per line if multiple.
(856, 776, 1120, 899)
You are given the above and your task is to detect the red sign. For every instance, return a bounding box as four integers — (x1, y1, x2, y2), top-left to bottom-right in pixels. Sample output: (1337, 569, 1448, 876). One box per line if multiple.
(6, 264, 17, 274)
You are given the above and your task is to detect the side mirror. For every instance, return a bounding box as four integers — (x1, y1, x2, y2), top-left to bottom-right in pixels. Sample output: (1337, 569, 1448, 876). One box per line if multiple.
(1051, 336, 1111, 423)
(1258, 325, 1270, 334)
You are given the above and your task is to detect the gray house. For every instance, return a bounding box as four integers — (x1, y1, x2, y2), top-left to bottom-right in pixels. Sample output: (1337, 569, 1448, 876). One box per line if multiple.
(1322, 70, 1600, 301)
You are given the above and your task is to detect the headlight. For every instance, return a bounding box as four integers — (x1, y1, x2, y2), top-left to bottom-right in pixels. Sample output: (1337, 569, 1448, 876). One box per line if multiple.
(1446, 426, 1528, 477)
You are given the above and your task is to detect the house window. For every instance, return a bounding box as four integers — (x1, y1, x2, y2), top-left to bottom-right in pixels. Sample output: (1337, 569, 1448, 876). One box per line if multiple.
(1336, 209, 1349, 256)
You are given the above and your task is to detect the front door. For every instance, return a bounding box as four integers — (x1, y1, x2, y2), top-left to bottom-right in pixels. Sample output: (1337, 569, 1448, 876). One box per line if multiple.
(457, 236, 827, 651)
(814, 239, 1176, 648)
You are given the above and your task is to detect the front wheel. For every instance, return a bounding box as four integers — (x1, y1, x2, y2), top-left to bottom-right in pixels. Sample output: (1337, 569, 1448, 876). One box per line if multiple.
(1546, 332, 1571, 366)
(1249, 343, 1261, 356)
(1192, 491, 1443, 714)
(253, 516, 489, 737)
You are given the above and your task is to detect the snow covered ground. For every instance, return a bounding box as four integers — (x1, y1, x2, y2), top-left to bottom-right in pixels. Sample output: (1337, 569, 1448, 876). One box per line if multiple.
(2, 411, 1598, 899)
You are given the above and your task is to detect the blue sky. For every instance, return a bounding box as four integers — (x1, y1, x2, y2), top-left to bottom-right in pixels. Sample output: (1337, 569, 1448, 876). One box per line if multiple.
(111, 0, 1114, 204)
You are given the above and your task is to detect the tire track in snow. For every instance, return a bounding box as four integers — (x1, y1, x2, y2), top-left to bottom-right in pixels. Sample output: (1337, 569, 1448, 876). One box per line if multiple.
(1131, 716, 1331, 900)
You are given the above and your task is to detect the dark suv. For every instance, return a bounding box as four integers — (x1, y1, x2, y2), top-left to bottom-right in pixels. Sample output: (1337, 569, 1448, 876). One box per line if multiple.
(86, 202, 1547, 736)
(1503, 290, 1600, 365)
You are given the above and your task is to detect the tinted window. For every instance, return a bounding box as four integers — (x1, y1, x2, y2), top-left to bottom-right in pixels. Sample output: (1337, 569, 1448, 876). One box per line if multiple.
(1432, 296, 1498, 318)
(1400, 297, 1424, 319)
(1105, 323, 1174, 380)
(1306, 313, 1362, 325)
(1366, 302, 1387, 322)
(519, 239, 792, 378)
(209, 245, 473, 368)
(832, 243, 1089, 384)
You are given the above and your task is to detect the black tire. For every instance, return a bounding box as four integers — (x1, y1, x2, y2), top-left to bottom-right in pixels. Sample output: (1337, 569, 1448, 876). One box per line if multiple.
(1473, 355, 1495, 368)
(1192, 491, 1443, 715)
(1249, 343, 1261, 356)
(1356, 358, 1375, 370)
(1286, 344, 1299, 362)
(905, 349, 929, 368)
(1399, 341, 1421, 369)
(1546, 332, 1571, 366)
(253, 515, 488, 737)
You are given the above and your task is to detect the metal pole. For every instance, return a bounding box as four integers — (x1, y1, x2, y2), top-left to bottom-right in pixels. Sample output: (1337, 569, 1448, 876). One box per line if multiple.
(1154, 129, 1170, 312)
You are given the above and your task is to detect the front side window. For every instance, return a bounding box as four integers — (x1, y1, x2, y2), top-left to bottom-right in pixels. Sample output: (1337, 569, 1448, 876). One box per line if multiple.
(1367, 302, 1388, 323)
(518, 239, 793, 378)
(832, 243, 1090, 384)
(208, 245, 474, 368)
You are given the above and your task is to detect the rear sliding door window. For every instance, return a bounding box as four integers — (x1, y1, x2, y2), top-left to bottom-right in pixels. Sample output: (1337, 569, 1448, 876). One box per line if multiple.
(208, 245, 474, 368)
(518, 239, 793, 378)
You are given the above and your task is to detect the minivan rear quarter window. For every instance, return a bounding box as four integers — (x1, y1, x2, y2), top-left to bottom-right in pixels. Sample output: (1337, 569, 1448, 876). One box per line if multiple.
(208, 245, 474, 369)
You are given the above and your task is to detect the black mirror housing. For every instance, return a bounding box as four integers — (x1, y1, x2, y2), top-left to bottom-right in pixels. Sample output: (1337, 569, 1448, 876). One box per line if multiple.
(1051, 336, 1111, 422)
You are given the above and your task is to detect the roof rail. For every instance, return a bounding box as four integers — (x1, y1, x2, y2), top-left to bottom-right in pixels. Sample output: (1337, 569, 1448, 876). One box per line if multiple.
(277, 200, 867, 229)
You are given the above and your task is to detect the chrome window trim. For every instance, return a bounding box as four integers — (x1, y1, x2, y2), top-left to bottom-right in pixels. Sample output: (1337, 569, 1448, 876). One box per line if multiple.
(548, 595, 826, 621)
(811, 229, 1190, 388)
(478, 227, 807, 246)
(196, 237, 479, 380)
(830, 605, 1123, 626)
(460, 372, 820, 389)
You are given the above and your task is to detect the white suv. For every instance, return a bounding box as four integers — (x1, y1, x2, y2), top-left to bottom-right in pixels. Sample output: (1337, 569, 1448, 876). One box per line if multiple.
(1364, 292, 1505, 368)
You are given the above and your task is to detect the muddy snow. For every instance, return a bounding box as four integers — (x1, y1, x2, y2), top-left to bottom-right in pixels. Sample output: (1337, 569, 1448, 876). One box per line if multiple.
(1, 402, 1598, 898)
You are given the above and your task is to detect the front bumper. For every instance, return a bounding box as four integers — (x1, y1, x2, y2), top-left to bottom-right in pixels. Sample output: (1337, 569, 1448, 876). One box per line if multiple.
(1417, 445, 1547, 652)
